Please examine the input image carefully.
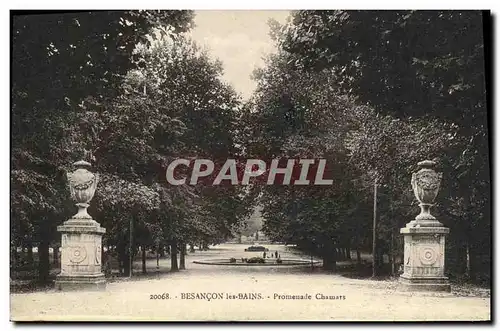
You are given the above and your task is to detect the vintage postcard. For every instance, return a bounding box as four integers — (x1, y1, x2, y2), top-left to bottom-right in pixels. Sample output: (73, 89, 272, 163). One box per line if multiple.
(10, 9, 491, 322)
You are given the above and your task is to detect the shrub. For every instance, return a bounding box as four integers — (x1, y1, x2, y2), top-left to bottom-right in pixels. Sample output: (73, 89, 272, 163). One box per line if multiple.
(277, 258, 283, 264)
(229, 257, 236, 263)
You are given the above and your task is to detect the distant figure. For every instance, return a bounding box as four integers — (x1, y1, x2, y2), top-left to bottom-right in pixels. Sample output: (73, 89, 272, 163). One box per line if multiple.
(275, 251, 278, 258)
(263, 251, 266, 258)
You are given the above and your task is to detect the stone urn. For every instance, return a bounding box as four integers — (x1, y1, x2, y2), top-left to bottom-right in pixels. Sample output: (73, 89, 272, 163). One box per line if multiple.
(410, 160, 443, 226)
(67, 160, 99, 220)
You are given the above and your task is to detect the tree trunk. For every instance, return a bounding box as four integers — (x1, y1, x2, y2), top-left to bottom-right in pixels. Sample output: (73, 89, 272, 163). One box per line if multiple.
(390, 232, 395, 276)
(179, 243, 186, 270)
(142, 246, 147, 274)
(374, 238, 385, 276)
(14, 246, 20, 266)
(388, 248, 394, 276)
(123, 252, 130, 276)
(346, 247, 351, 260)
(117, 244, 123, 275)
(467, 242, 473, 279)
(26, 242, 34, 265)
(170, 240, 179, 272)
(20, 246, 26, 264)
(333, 247, 337, 270)
(322, 243, 337, 271)
(160, 246, 166, 257)
(16, 248, 21, 267)
(456, 240, 468, 275)
(322, 255, 330, 270)
(118, 243, 128, 276)
(118, 259, 123, 275)
(26, 242, 33, 265)
(323, 253, 337, 271)
(337, 248, 344, 261)
(38, 228, 50, 284)
(156, 242, 160, 271)
(53, 245, 59, 265)
(129, 218, 134, 277)
(11, 245, 18, 269)
(238, 235, 242, 244)
(356, 248, 362, 265)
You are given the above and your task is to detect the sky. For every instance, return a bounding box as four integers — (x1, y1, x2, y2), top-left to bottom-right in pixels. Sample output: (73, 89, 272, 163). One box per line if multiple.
(188, 10, 290, 100)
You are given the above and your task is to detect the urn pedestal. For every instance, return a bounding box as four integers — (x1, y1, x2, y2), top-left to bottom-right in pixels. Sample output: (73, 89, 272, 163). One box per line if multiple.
(399, 225, 451, 292)
(55, 219, 106, 291)
(55, 160, 106, 291)
(399, 160, 451, 292)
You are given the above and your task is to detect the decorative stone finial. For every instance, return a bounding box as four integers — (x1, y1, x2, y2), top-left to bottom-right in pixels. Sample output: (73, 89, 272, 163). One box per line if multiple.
(411, 160, 442, 223)
(67, 160, 99, 219)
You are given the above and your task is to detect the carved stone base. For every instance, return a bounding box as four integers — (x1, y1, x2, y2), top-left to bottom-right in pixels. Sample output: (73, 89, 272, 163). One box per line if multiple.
(399, 224, 450, 293)
(55, 274, 106, 291)
(399, 275, 451, 292)
(56, 218, 106, 291)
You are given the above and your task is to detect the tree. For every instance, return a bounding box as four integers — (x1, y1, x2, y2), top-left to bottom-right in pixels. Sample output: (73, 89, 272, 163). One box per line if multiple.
(245, 16, 464, 273)
(239, 206, 264, 237)
(128, 34, 253, 265)
(244, 49, 371, 270)
(11, 10, 194, 282)
(279, 10, 490, 282)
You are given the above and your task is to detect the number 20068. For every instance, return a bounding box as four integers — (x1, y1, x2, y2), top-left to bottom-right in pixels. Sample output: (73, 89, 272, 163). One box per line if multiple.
(150, 293, 170, 299)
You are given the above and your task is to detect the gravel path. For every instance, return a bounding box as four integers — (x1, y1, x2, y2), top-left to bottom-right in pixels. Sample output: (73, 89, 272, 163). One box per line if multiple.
(10, 244, 490, 321)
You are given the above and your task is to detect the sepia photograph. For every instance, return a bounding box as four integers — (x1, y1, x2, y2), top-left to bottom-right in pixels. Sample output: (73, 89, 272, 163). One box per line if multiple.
(9, 8, 491, 322)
